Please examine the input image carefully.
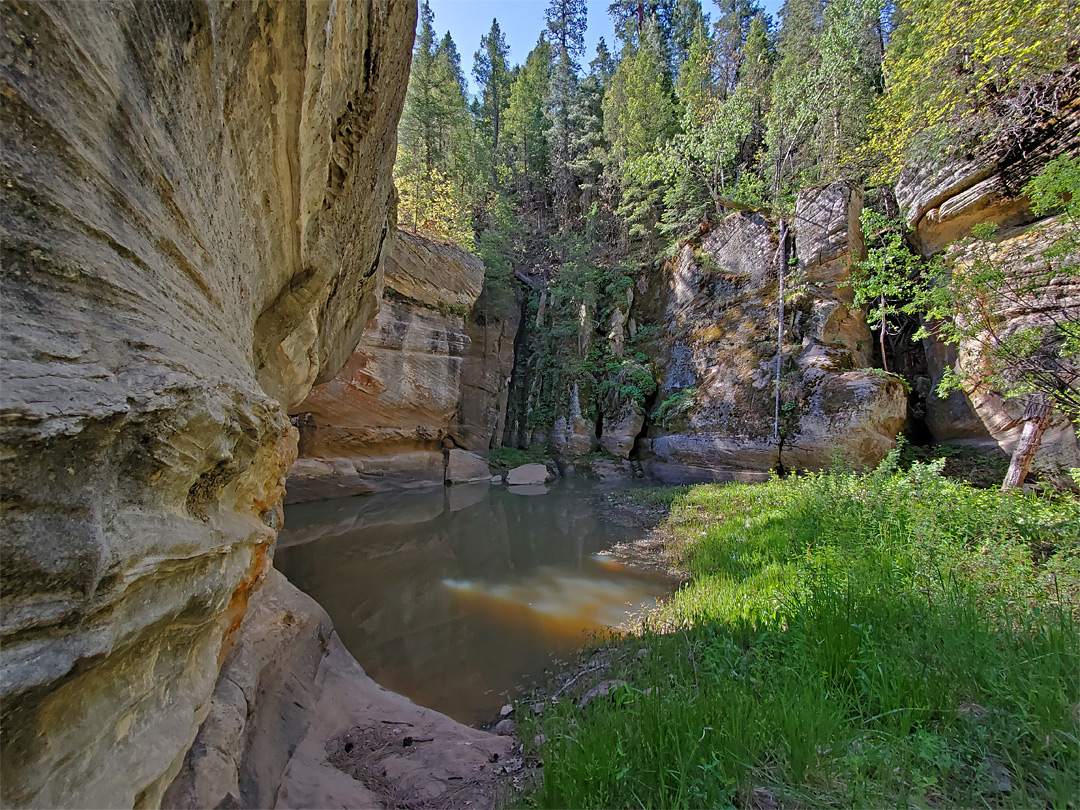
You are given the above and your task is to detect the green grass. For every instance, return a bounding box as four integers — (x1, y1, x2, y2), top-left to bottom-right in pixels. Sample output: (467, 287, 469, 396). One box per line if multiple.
(518, 454, 1080, 809)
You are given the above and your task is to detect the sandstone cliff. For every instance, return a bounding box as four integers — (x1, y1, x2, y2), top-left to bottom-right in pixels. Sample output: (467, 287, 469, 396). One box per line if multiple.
(286, 231, 519, 502)
(0, 1, 415, 806)
(895, 101, 1080, 478)
(638, 182, 907, 482)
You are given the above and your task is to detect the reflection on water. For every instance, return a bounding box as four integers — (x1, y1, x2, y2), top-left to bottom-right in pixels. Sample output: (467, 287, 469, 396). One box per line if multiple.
(275, 480, 671, 725)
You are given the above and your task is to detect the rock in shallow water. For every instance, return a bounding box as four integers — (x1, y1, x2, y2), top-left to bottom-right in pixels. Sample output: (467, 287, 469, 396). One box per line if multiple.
(446, 449, 492, 485)
(505, 463, 554, 486)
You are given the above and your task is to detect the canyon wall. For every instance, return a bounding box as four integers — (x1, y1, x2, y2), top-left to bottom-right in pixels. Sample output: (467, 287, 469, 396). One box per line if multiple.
(896, 100, 1080, 478)
(0, 1, 415, 806)
(287, 231, 519, 502)
(500, 181, 907, 481)
(638, 182, 907, 482)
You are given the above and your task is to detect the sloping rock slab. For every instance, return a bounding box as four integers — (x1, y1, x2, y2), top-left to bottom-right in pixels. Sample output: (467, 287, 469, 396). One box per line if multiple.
(163, 570, 514, 810)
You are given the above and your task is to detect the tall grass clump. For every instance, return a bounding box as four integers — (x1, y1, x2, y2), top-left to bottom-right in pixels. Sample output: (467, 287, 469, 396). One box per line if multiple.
(520, 453, 1079, 809)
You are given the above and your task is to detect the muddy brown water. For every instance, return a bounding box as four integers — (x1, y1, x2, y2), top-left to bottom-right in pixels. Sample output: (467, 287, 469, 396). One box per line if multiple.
(275, 479, 673, 726)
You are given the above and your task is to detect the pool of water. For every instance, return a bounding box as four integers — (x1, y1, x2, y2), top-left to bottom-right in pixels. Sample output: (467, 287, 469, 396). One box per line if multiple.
(274, 479, 672, 726)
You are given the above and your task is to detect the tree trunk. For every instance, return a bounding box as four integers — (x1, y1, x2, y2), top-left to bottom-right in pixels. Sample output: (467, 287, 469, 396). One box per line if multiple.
(1001, 393, 1053, 491)
(773, 219, 788, 444)
(879, 295, 889, 373)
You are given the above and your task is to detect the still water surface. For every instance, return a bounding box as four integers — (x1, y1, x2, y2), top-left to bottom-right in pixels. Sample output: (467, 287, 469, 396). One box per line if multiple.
(275, 480, 672, 725)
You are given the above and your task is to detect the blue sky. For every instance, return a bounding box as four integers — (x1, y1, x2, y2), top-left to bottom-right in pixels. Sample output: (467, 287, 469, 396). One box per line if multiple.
(427, 0, 785, 96)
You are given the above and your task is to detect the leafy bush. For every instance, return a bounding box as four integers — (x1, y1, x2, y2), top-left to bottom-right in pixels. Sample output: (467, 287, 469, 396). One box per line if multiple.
(487, 445, 548, 472)
(651, 386, 698, 427)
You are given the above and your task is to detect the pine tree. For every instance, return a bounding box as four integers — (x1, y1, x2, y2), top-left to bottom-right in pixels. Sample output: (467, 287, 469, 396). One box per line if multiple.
(608, 0, 677, 52)
(569, 41, 615, 224)
(605, 16, 678, 254)
(398, 2, 442, 175)
(473, 19, 512, 171)
(712, 0, 763, 95)
(669, 0, 707, 74)
(504, 36, 553, 193)
(545, 0, 588, 221)
(394, 4, 479, 246)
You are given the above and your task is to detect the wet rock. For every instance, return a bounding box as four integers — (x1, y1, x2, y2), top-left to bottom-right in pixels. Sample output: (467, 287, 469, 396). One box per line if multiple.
(577, 680, 628, 708)
(499, 704, 514, 718)
(506, 463, 554, 486)
(0, 1, 414, 806)
(446, 450, 491, 485)
(494, 719, 515, 736)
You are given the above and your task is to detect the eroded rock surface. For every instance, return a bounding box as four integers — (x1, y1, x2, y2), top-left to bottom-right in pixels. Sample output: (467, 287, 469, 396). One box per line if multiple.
(162, 570, 514, 810)
(0, 1, 415, 805)
(640, 190, 906, 480)
(287, 232, 518, 502)
(896, 105, 1080, 477)
(446, 449, 492, 484)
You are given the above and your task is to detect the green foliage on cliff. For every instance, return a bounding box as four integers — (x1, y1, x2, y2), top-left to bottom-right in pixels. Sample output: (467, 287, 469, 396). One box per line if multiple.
(867, 0, 1080, 179)
(395, 0, 1077, 257)
(852, 156, 1080, 423)
(519, 458, 1080, 809)
(651, 385, 698, 426)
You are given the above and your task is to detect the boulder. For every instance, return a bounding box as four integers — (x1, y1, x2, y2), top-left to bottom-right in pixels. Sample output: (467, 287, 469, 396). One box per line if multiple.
(506, 463, 554, 486)
(445, 450, 491, 485)
(0, 1, 415, 805)
(600, 405, 644, 459)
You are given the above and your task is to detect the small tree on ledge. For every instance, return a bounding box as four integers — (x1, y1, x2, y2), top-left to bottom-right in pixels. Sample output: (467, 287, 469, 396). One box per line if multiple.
(852, 155, 1080, 490)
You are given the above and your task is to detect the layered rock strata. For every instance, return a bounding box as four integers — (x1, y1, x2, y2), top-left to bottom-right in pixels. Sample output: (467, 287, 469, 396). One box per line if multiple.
(639, 184, 907, 482)
(0, 1, 415, 806)
(287, 232, 518, 502)
(896, 102, 1080, 477)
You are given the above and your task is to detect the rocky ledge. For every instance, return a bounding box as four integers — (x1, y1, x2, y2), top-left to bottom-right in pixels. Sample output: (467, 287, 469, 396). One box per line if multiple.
(162, 570, 514, 810)
(896, 102, 1080, 480)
